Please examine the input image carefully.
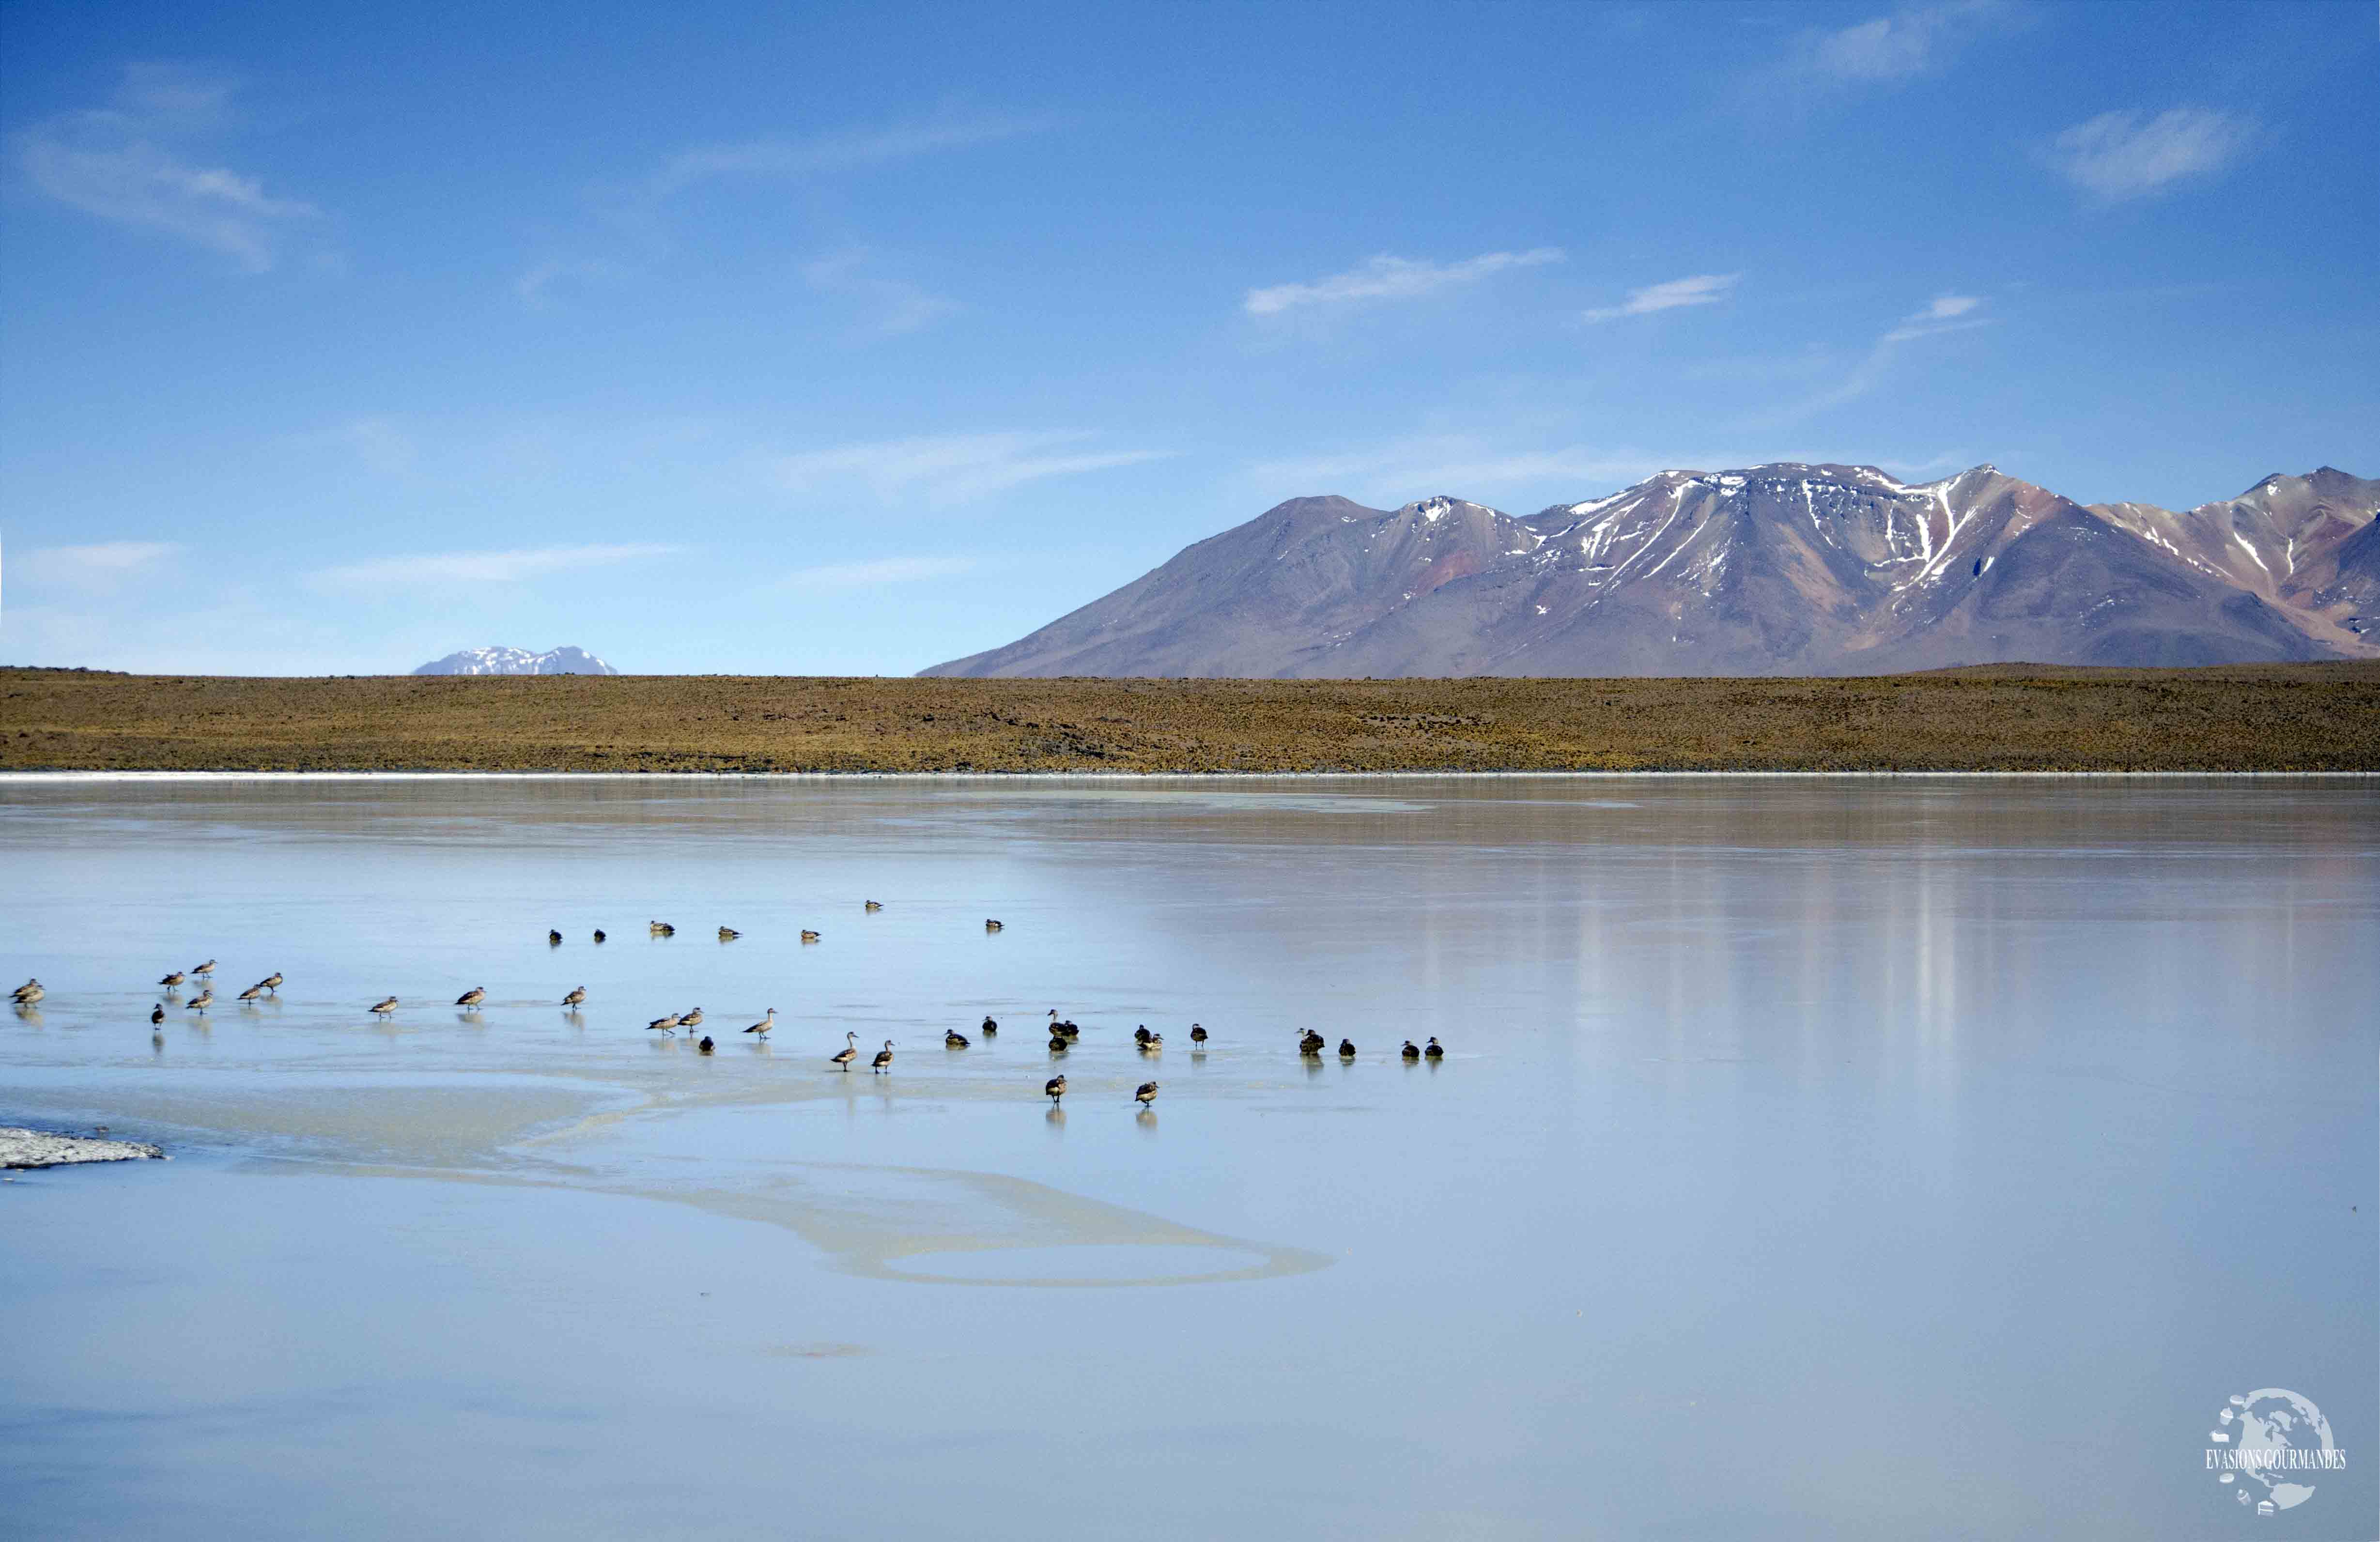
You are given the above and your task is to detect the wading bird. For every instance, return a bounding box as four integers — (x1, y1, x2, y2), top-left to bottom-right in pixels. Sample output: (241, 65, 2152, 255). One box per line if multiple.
(1141, 1033, 1162, 1053)
(944, 1027, 970, 1048)
(455, 987, 486, 1008)
(647, 1012, 682, 1034)
(1134, 1081, 1159, 1109)
(680, 1007, 704, 1030)
(237, 982, 265, 1002)
(831, 1032, 858, 1070)
(1190, 1023, 1207, 1049)
(191, 959, 216, 977)
(158, 971, 185, 989)
(1044, 1075, 1066, 1104)
(1133, 1025, 1152, 1046)
(185, 988, 214, 1013)
(562, 987, 587, 1008)
(980, 1015, 998, 1036)
(871, 1040, 894, 1074)
(370, 997, 399, 1016)
(259, 972, 283, 994)
(150, 1003, 165, 1026)
(744, 1008, 775, 1035)
(1338, 1038, 1356, 1060)
(12, 979, 44, 1005)
(1298, 1030, 1326, 1056)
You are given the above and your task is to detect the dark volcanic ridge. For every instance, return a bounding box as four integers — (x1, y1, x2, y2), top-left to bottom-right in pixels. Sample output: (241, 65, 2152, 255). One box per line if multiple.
(924, 464, 2380, 678)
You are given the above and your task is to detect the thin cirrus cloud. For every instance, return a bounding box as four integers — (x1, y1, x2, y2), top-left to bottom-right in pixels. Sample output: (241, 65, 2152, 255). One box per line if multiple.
(294, 415, 417, 475)
(1581, 273, 1741, 324)
(778, 431, 1173, 507)
(801, 250, 961, 338)
(777, 555, 978, 591)
(305, 543, 680, 591)
(645, 111, 1055, 200)
(1882, 292, 1985, 342)
(515, 258, 635, 308)
(11, 62, 319, 271)
(1242, 248, 1564, 317)
(1794, 0, 2015, 84)
(1766, 293, 1991, 422)
(526, 111, 1048, 304)
(10, 540, 182, 591)
(2043, 108, 2262, 202)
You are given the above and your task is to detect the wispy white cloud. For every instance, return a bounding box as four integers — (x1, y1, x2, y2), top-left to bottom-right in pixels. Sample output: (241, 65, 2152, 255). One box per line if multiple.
(1794, 0, 2015, 84)
(534, 111, 1046, 306)
(778, 555, 979, 590)
(306, 543, 680, 591)
(647, 112, 1053, 200)
(9, 540, 182, 592)
(514, 257, 634, 307)
(1243, 248, 1563, 317)
(1881, 292, 1985, 342)
(1582, 272, 1741, 324)
(1768, 293, 1993, 422)
(801, 250, 961, 337)
(778, 431, 1172, 507)
(11, 63, 319, 271)
(296, 415, 417, 474)
(2044, 108, 2261, 202)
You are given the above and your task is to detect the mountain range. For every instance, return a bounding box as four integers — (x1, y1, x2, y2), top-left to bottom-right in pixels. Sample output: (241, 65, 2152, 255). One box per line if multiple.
(924, 464, 2379, 678)
(414, 646, 618, 677)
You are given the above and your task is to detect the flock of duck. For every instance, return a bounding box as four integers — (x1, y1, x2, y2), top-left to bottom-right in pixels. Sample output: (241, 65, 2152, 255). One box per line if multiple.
(10, 905, 1449, 1112)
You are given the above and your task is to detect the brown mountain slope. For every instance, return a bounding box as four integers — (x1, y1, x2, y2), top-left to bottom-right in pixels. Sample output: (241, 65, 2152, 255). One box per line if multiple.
(926, 463, 2377, 678)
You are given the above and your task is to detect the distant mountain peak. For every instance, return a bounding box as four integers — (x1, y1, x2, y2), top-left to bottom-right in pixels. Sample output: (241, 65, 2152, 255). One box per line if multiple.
(923, 460, 2377, 679)
(1404, 494, 1499, 522)
(413, 646, 618, 677)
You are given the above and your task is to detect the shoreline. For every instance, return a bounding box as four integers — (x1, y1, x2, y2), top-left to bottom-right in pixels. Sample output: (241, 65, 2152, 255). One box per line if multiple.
(5, 768, 2378, 782)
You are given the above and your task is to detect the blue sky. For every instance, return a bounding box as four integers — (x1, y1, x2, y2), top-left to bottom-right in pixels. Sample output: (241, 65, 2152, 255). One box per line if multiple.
(3, 0, 2373, 675)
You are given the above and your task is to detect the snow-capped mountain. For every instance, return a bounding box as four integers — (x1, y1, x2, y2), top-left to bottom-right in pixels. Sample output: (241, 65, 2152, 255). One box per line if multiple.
(922, 464, 2379, 678)
(2089, 467, 2380, 648)
(412, 646, 619, 677)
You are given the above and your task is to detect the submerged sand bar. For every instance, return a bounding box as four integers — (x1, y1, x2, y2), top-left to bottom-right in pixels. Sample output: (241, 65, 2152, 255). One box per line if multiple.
(3, 662, 2377, 772)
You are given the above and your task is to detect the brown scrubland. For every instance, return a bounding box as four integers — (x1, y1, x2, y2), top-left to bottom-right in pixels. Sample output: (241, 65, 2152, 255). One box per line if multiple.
(2, 663, 2375, 773)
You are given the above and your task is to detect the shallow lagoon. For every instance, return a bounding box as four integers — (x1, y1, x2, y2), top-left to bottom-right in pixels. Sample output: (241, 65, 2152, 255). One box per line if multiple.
(3, 775, 2374, 1539)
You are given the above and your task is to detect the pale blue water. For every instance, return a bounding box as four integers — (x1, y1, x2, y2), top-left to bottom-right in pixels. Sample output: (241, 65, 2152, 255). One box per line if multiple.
(2, 775, 2374, 1540)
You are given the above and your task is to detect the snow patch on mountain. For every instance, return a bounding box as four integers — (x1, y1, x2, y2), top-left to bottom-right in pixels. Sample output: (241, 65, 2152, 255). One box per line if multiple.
(413, 646, 619, 677)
